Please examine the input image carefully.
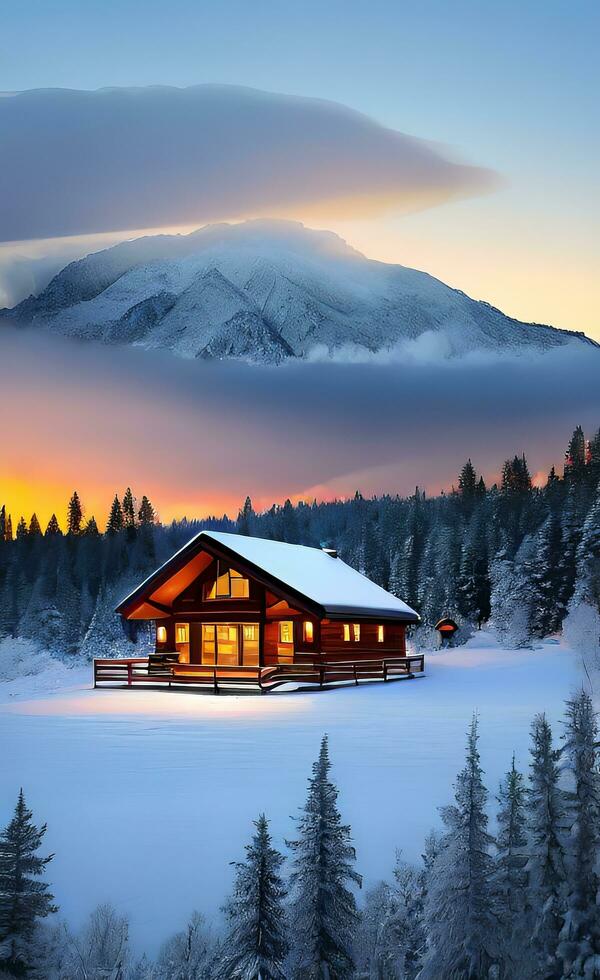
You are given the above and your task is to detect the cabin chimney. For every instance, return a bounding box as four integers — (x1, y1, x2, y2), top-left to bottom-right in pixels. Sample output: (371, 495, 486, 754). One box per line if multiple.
(322, 547, 338, 559)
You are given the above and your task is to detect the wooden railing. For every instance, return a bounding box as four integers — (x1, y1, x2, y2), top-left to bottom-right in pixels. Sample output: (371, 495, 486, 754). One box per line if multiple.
(93, 654, 425, 694)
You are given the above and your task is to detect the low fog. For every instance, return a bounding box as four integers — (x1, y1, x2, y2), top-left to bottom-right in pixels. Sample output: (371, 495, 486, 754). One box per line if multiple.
(1, 323, 599, 523)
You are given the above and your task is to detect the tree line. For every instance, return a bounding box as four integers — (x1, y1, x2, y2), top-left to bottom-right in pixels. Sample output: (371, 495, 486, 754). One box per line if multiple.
(1, 690, 598, 978)
(0, 425, 599, 657)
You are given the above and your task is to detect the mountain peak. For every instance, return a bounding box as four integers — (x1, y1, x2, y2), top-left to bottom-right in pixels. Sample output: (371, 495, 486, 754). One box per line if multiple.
(2, 220, 596, 363)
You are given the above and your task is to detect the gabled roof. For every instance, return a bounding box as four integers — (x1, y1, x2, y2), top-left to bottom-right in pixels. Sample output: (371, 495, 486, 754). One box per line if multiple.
(116, 530, 420, 623)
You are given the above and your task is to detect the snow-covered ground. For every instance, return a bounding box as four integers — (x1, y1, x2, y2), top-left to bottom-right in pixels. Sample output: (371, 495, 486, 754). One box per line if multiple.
(0, 633, 587, 958)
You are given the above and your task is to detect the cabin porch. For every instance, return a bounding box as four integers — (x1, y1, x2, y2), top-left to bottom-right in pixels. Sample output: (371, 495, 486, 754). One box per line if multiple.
(93, 653, 425, 694)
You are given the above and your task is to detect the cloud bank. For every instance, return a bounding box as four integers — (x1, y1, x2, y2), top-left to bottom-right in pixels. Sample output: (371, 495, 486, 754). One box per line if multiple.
(0, 84, 494, 243)
(0, 324, 598, 526)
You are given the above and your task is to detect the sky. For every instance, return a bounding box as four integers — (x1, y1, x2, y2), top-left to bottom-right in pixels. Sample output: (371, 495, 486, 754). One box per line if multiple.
(2, 0, 598, 335)
(1, 0, 599, 525)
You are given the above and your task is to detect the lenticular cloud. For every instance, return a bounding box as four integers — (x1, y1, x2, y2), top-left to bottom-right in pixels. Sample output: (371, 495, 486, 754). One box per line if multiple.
(0, 84, 494, 243)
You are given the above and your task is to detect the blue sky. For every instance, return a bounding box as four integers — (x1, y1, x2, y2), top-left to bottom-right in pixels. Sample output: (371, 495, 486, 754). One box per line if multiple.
(2, 0, 599, 335)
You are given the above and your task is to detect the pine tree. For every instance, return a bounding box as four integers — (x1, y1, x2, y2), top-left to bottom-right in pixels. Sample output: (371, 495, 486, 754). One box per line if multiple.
(122, 487, 136, 529)
(0, 505, 5, 541)
(15, 518, 28, 540)
(66, 491, 83, 536)
(5, 515, 12, 542)
(557, 691, 600, 977)
(528, 514, 565, 637)
(106, 494, 124, 534)
(44, 514, 61, 537)
(84, 516, 100, 536)
(138, 495, 156, 526)
(28, 514, 42, 537)
(287, 735, 362, 979)
(458, 459, 478, 499)
(494, 756, 530, 978)
(219, 814, 288, 979)
(420, 715, 498, 979)
(0, 790, 57, 974)
(237, 496, 255, 537)
(527, 713, 565, 979)
(564, 426, 586, 483)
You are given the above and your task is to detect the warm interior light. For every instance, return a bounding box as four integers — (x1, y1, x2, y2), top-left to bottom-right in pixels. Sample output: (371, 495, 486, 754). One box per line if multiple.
(279, 621, 293, 644)
(343, 623, 351, 642)
(353, 623, 360, 642)
(156, 625, 167, 644)
(303, 620, 314, 642)
(378, 625, 384, 643)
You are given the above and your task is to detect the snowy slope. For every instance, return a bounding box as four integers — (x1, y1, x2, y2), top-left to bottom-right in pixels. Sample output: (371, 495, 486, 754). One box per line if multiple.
(3, 220, 596, 363)
(0, 634, 582, 956)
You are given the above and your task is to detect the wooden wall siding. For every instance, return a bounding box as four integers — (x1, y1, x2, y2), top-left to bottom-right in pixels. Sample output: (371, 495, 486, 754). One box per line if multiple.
(320, 621, 405, 656)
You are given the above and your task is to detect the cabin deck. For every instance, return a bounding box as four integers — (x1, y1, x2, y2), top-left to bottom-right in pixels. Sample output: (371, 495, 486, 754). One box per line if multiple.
(93, 654, 425, 694)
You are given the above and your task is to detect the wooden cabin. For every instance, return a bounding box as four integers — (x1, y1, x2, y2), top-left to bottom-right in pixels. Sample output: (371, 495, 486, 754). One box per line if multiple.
(97, 531, 422, 693)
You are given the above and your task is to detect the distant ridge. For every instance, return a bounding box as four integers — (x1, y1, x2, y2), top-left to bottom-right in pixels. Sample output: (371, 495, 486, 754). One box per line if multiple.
(3, 219, 596, 363)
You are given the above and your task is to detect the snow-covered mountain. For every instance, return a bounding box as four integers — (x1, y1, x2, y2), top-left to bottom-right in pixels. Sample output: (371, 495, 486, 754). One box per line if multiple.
(2, 220, 595, 362)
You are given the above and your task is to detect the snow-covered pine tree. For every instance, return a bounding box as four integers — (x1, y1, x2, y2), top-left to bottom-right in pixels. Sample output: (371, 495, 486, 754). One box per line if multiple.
(419, 715, 498, 979)
(557, 691, 600, 978)
(287, 734, 362, 979)
(0, 789, 57, 975)
(493, 756, 530, 978)
(122, 487, 136, 529)
(528, 514, 565, 638)
(218, 813, 288, 980)
(526, 713, 565, 979)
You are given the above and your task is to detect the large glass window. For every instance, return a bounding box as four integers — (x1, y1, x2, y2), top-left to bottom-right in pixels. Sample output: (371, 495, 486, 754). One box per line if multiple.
(217, 625, 239, 665)
(205, 562, 250, 600)
(242, 624, 259, 665)
(202, 625, 216, 663)
(201, 623, 259, 665)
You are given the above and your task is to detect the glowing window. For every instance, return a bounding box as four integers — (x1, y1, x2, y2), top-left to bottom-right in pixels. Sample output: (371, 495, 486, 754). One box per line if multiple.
(353, 624, 360, 642)
(156, 625, 167, 644)
(303, 621, 314, 643)
(205, 562, 249, 600)
(175, 623, 189, 645)
(343, 624, 351, 642)
(279, 621, 293, 644)
(378, 625, 385, 643)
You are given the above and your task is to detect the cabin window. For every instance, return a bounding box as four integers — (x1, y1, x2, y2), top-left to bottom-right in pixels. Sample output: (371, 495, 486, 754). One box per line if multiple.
(378, 625, 385, 643)
(205, 562, 250, 600)
(303, 620, 314, 643)
(175, 622, 190, 662)
(156, 625, 167, 644)
(242, 624, 259, 665)
(343, 623, 351, 642)
(175, 623, 189, 645)
(202, 625, 216, 663)
(353, 623, 361, 642)
(279, 621, 293, 644)
(216, 625, 239, 665)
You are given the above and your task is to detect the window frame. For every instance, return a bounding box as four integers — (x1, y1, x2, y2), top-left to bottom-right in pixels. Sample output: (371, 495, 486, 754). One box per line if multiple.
(205, 561, 250, 600)
(278, 621, 294, 644)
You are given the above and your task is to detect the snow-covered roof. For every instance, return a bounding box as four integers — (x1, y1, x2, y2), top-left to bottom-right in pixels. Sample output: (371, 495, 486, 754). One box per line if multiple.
(117, 530, 419, 622)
